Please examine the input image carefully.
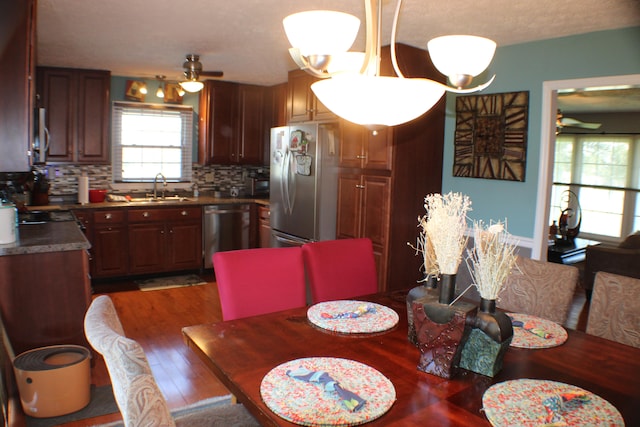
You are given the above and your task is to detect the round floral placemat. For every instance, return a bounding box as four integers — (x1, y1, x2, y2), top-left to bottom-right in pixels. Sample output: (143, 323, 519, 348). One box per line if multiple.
(507, 313, 568, 349)
(260, 357, 396, 426)
(307, 300, 399, 334)
(483, 379, 624, 426)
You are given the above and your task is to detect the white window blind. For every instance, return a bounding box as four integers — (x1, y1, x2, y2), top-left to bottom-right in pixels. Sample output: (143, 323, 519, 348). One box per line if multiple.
(112, 102, 193, 182)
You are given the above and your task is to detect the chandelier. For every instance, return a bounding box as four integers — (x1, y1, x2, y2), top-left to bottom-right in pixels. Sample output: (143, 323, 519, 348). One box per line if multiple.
(283, 0, 496, 127)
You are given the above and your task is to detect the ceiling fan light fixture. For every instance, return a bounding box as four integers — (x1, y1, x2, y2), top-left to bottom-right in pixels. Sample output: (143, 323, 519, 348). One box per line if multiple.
(155, 75, 165, 98)
(180, 80, 204, 93)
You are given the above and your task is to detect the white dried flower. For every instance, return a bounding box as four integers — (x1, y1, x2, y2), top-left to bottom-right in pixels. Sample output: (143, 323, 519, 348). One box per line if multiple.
(465, 220, 518, 300)
(423, 192, 472, 275)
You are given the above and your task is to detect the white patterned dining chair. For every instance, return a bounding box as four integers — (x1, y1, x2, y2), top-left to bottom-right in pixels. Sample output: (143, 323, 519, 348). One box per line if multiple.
(497, 255, 579, 326)
(84, 295, 259, 427)
(586, 271, 640, 348)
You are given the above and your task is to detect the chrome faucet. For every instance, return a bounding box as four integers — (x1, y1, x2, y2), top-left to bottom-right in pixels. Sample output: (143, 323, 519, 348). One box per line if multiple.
(153, 173, 167, 200)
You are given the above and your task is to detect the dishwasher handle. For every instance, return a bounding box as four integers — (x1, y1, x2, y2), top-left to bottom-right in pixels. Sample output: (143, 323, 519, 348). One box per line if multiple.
(204, 205, 250, 215)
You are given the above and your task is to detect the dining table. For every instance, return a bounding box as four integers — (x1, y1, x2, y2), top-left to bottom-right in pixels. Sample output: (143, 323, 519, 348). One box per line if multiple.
(182, 290, 640, 426)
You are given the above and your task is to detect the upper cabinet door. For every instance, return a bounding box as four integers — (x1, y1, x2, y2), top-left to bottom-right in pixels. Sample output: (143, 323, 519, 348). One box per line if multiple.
(287, 69, 335, 123)
(339, 120, 392, 171)
(76, 71, 110, 163)
(37, 67, 111, 164)
(238, 84, 265, 165)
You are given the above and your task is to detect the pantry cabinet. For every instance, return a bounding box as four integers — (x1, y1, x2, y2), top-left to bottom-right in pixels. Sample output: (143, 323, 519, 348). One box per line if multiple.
(335, 43, 446, 292)
(36, 67, 110, 163)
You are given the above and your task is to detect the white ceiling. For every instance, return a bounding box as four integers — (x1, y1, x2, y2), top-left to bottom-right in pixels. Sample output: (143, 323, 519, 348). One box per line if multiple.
(37, 0, 640, 88)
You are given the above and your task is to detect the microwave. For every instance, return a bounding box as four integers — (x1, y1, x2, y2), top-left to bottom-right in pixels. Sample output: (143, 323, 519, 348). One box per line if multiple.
(245, 177, 269, 196)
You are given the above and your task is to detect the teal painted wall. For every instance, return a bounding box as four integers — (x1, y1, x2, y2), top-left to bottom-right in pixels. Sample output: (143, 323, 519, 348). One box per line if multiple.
(441, 27, 640, 239)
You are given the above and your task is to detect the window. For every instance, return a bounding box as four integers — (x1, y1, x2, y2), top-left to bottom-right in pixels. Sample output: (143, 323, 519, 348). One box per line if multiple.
(112, 102, 193, 182)
(550, 134, 640, 241)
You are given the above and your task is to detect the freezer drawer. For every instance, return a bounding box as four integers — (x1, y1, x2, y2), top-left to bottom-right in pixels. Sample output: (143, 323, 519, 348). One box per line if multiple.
(203, 204, 251, 268)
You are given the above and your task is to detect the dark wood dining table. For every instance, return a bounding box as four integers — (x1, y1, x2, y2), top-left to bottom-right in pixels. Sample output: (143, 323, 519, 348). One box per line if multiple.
(182, 290, 640, 426)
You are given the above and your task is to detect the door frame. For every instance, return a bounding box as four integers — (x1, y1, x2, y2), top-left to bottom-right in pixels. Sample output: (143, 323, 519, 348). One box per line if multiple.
(532, 73, 640, 260)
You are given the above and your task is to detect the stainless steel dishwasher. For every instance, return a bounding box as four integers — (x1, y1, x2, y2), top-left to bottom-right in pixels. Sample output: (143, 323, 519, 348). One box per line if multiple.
(203, 204, 251, 268)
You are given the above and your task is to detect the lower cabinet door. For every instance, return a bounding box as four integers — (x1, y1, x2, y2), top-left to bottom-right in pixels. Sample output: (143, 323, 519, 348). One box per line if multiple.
(93, 225, 128, 277)
(166, 220, 202, 270)
(129, 223, 166, 274)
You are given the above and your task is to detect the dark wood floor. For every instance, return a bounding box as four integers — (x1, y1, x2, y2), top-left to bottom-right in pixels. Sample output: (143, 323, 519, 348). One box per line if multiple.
(60, 273, 589, 426)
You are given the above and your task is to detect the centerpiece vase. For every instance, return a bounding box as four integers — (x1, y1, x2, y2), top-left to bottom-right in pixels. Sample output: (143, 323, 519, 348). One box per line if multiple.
(458, 298, 513, 377)
(408, 274, 476, 379)
(406, 275, 438, 345)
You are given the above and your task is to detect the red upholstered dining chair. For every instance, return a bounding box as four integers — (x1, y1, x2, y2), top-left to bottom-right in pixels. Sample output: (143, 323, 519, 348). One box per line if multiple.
(302, 238, 378, 303)
(212, 247, 307, 320)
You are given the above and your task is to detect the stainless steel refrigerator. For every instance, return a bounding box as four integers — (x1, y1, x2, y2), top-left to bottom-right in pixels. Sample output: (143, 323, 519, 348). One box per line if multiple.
(269, 122, 340, 247)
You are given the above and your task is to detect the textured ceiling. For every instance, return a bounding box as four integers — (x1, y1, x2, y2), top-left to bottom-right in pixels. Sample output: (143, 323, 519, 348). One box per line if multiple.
(37, 0, 640, 87)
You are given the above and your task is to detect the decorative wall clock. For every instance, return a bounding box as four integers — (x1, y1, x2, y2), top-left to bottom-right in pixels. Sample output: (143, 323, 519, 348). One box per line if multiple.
(453, 91, 529, 181)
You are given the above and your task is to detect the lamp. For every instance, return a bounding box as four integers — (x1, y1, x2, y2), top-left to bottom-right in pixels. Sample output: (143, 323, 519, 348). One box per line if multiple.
(283, 0, 497, 127)
(139, 83, 148, 95)
(179, 80, 204, 93)
(155, 75, 165, 98)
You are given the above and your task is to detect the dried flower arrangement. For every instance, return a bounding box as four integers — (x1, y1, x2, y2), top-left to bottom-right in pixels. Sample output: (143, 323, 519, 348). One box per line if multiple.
(465, 220, 519, 300)
(422, 192, 472, 275)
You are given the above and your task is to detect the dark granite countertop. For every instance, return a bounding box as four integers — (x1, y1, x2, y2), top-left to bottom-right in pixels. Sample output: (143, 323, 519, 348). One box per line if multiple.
(0, 221, 90, 256)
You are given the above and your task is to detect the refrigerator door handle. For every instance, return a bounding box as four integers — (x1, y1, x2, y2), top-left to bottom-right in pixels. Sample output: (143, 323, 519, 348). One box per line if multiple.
(280, 149, 290, 214)
(286, 149, 297, 214)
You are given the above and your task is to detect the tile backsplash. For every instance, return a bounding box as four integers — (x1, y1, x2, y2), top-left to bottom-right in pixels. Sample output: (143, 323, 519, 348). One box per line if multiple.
(30, 163, 268, 201)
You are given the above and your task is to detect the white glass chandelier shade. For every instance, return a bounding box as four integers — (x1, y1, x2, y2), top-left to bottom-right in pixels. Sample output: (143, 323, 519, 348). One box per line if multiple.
(283, 11, 360, 56)
(179, 80, 204, 93)
(326, 52, 367, 74)
(427, 35, 496, 84)
(311, 75, 446, 127)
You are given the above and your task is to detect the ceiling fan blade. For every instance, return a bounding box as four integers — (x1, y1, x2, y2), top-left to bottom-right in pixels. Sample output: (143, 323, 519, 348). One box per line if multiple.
(561, 117, 602, 129)
(200, 71, 224, 77)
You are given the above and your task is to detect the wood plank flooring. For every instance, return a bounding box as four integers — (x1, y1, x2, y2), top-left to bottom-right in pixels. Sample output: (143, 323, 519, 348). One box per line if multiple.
(60, 273, 589, 426)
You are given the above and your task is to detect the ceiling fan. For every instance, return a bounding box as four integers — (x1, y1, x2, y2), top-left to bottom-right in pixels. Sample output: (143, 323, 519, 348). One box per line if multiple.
(556, 109, 602, 133)
(180, 54, 223, 92)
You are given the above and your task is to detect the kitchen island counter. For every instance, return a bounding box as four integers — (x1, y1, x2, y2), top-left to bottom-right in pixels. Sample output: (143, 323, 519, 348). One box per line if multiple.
(0, 221, 90, 256)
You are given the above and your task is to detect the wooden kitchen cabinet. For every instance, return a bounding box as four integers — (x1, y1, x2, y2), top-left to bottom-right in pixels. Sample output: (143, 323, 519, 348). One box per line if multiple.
(336, 173, 391, 289)
(258, 205, 271, 248)
(128, 207, 202, 274)
(335, 44, 446, 292)
(340, 121, 393, 170)
(36, 67, 110, 163)
(0, 0, 35, 171)
(287, 69, 335, 123)
(198, 81, 267, 166)
(0, 249, 91, 354)
(92, 209, 128, 278)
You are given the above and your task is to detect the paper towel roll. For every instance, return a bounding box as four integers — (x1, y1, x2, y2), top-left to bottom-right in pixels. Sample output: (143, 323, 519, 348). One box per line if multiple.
(0, 206, 17, 244)
(78, 175, 89, 204)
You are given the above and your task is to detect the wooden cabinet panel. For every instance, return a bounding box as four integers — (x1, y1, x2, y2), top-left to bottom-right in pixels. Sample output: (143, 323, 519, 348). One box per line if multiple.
(0, 0, 35, 171)
(0, 249, 91, 354)
(238, 84, 265, 164)
(128, 207, 202, 274)
(287, 69, 335, 123)
(361, 175, 391, 247)
(92, 209, 128, 277)
(76, 71, 110, 162)
(37, 67, 110, 163)
(199, 81, 267, 166)
(258, 205, 271, 248)
(340, 121, 392, 170)
(336, 173, 363, 239)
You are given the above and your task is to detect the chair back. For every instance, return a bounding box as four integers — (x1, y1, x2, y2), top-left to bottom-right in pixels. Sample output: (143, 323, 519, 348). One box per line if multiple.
(84, 295, 175, 427)
(302, 238, 378, 303)
(498, 256, 579, 325)
(586, 272, 640, 348)
(213, 247, 306, 320)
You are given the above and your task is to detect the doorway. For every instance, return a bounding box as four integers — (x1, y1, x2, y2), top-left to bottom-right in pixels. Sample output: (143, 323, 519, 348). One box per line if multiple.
(532, 74, 640, 260)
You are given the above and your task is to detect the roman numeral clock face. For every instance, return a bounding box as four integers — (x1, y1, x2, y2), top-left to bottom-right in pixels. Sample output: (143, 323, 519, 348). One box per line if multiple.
(453, 91, 529, 182)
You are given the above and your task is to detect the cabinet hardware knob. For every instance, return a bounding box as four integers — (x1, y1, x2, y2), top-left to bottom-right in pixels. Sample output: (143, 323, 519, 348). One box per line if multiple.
(356, 185, 365, 189)
(181, 211, 187, 216)
(356, 155, 366, 159)
(160, 230, 164, 234)
(143, 212, 150, 217)
(105, 213, 112, 219)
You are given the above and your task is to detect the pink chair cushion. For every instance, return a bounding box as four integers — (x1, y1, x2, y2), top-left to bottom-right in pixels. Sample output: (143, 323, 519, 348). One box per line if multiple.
(213, 247, 307, 320)
(302, 238, 378, 303)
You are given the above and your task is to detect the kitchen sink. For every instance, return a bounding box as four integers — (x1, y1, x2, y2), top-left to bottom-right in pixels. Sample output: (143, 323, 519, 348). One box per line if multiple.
(128, 196, 192, 204)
